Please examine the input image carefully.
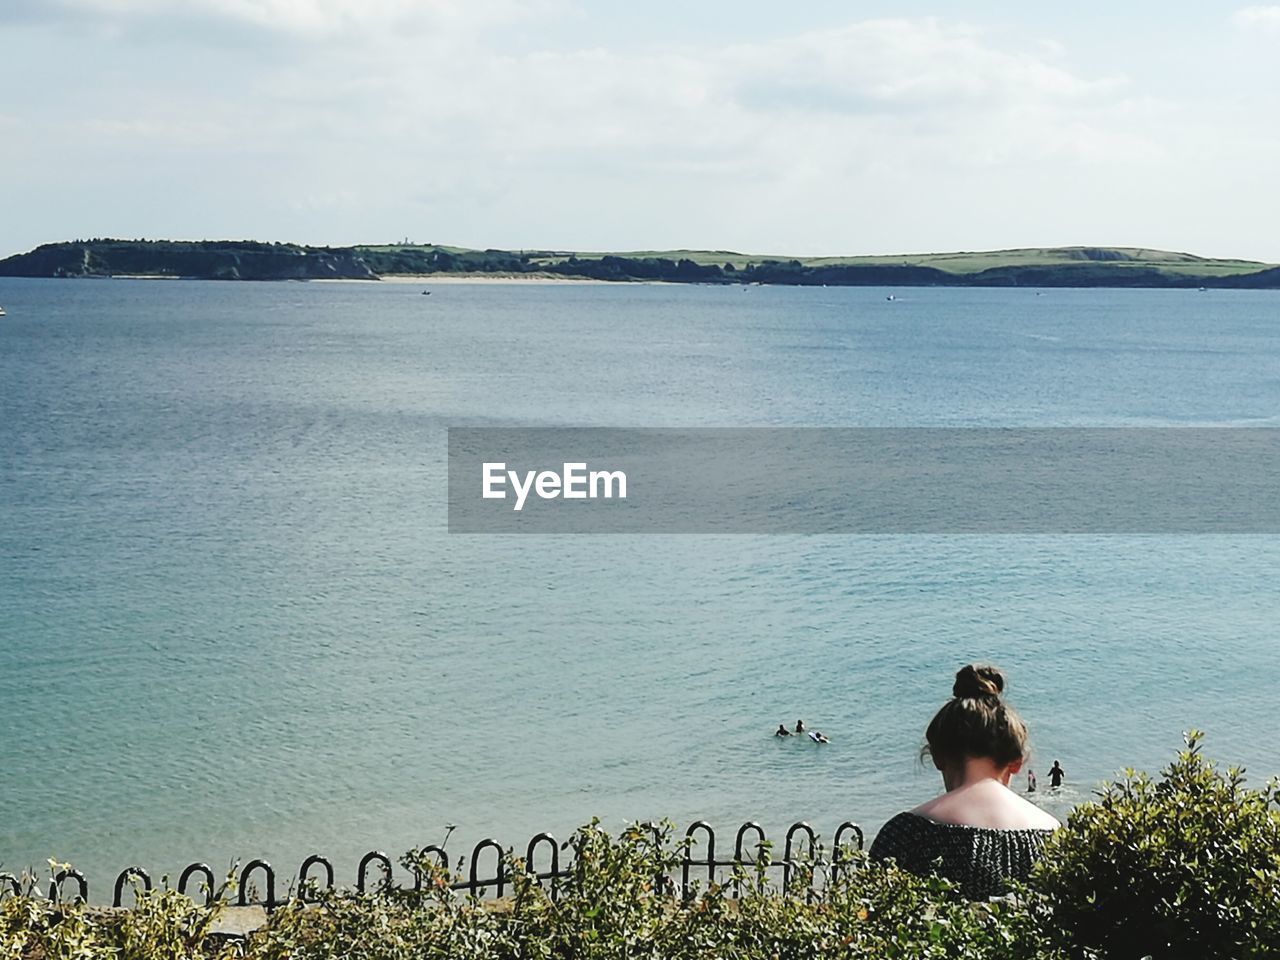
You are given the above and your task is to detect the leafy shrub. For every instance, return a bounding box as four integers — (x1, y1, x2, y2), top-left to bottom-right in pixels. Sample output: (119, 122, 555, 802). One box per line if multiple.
(1031, 731, 1280, 959)
(3, 736, 1277, 959)
(0, 873, 235, 960)
(246, 820, 1051, 959)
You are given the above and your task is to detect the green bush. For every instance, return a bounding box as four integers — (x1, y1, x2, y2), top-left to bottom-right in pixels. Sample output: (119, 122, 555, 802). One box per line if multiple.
(253, 822, 1039, 960)
(0, 877, 236, 960)
(1031, 731, 1280, 959)
(2, 735, 1276, 959)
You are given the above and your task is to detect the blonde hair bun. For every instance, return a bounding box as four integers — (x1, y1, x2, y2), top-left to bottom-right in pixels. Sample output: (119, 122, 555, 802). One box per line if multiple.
(952, 664, 1005, 699)
(925, 663, 1028, 769)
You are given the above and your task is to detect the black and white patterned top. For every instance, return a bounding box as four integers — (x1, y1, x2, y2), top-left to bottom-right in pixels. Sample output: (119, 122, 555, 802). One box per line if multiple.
(869, 812, 1054, 900)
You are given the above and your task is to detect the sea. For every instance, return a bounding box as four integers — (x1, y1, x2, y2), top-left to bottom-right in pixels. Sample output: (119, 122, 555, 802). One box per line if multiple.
(2, 277, 1279, 897)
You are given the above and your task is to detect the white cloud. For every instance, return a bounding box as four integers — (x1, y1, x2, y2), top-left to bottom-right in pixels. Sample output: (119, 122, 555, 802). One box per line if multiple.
(312, 15, 1154, 189)
(212, 13, 1171, 255)
(721, 19, 1116, 112)
(83, 115, 232, 147)
(6, 6, 1278, 259)
(24, 0, 562, 38)
(1232, 5, 1280, 30)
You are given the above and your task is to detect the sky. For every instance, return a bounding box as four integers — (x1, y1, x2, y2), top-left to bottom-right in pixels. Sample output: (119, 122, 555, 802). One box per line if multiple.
(3, 1, 1280, 260)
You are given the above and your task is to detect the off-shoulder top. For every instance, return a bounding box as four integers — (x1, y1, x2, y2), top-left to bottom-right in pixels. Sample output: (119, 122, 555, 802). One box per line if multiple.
(869, 811, 1055, 900)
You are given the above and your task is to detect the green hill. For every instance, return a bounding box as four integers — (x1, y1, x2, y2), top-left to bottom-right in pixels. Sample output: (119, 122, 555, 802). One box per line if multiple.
(2, 238, 1277, 288)
(0, 239, 376, 281)
(520, 245, 1274, 279)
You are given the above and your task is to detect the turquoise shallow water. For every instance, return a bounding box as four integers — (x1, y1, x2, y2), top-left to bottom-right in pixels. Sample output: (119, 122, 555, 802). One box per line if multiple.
(2, 278, 1280, 894)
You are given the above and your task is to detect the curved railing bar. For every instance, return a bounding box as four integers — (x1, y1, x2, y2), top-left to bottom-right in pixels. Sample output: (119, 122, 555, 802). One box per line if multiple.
(410, 845, 449, 891)
(178, 863, 216, 904)
(681, 821, 716, 899)
(238, 859, 276, 908)
(733, 821, 767, 863)
(356, 851, 394, 895)
(467, 839, 506, 898)
(298, 855, 335, 901)
(112, 867, 153, 907)
(48, 868, 88, 904)
(783, 822, 816, 891)
(830, 820, 865, 884)
(833, 821, 864, 852)
(525, 832, 561, 896)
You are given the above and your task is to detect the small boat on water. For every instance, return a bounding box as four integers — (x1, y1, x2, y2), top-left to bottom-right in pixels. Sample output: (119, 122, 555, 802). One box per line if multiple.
(0, 306, 6, 317)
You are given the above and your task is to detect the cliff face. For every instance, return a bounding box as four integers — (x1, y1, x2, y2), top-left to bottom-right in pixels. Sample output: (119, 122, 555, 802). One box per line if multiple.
(1221, 266, 1280, 289)
(0, 240, 379, 280)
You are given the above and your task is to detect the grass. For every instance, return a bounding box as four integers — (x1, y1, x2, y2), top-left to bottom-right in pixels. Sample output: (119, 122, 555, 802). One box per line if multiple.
(368, 244, 1275, 276)
(522, 245, 1280, 276)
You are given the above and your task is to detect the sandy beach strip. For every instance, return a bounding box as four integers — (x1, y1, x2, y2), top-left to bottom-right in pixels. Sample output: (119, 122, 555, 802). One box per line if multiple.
(377, 273, 624, 285)
(106, 273, 664, 285)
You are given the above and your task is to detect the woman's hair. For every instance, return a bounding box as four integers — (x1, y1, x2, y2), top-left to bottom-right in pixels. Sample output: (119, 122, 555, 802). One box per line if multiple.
(923, 664, 1029, 769)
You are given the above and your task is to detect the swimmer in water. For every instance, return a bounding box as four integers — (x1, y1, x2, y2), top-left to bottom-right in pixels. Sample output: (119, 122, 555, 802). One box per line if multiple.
(808, 730, 829, 743)
(1048, 760, 1065, 789)
(775, 723, 791, 737)
(1027, 769, 1037, 793)
(795, 719, 806, 734)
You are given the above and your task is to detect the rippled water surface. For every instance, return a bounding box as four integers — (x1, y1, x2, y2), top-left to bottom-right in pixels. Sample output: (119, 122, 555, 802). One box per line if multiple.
(3, 278, 1279, 892)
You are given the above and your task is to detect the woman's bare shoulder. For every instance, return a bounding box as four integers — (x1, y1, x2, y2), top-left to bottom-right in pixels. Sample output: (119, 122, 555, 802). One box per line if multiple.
(912, 781, 1061, 830)
(1006, 795, 1062, 830)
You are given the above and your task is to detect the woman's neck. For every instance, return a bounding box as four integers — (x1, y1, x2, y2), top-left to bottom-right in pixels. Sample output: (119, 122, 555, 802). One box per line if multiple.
(942, 756, 1014, 792)
(918, 754, 1060, 831)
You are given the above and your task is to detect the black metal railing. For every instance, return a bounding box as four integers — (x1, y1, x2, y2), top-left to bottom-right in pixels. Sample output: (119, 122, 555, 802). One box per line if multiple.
(0, 819, 864, 909)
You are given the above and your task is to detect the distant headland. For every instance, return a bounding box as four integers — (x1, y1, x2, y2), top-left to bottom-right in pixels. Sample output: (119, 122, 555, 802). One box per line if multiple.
(2, 238, 1279, 288)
